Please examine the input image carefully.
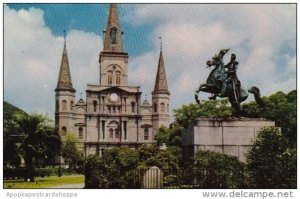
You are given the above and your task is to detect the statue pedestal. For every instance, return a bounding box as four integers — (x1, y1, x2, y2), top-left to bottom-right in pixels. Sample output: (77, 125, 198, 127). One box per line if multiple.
(182, 117, 276, 162)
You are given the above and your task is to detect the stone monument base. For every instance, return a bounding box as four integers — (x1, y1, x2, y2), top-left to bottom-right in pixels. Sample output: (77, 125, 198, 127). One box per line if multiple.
(182, 117, 276, 162)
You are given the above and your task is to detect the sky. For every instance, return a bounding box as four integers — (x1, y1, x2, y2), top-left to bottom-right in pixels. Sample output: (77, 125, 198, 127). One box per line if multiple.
(3, 3, 296, 120)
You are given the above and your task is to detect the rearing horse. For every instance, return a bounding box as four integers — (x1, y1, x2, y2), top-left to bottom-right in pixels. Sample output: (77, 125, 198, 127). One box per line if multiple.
(195, 49, 264, 115)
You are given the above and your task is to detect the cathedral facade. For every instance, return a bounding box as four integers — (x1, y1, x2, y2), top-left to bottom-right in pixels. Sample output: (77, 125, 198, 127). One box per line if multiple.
(55, 4, 170, 156)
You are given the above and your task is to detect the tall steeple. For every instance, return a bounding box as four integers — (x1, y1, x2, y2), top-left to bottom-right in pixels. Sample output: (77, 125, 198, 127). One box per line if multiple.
(151, 38, 170, 132)
(103, 3, 124, 52)
(99, 4, 128, 85)
(153, 46, 169, 95)
(55, 34, 75, 92)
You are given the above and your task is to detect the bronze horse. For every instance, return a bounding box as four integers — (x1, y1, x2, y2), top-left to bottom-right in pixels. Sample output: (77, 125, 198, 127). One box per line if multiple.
(195, 49, 264, 115)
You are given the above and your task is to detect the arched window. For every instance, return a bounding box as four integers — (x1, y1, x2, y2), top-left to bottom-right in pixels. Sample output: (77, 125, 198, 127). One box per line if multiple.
(56, 100, 59, 111)
(131, 102, 135, 113)
(115, 129, 119, 138)
(153, 103, 157, 113)
(110, 27, 117, 44)
(70, 101, 74, 110)
(107, 71, 113, 85)
(93, 101, 97, 112)
(116, 71, 121, 85)
(62, 100, 67, 110)
(109, 128, 113, 138)
(160, 103, 165, 112)
(62, 126, 67, 136)
(78, 127, 83, 139)
(167, 104, 169, 112)
(144, 128, 149, 140)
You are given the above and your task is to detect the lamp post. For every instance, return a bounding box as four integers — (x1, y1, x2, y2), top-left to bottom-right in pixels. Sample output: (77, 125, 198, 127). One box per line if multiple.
(58, 151, 62, 177)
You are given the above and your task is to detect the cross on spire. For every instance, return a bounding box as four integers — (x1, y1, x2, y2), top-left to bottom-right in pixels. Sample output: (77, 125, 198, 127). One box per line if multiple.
(159, 37, 162, 50)
(55, 31, 75, 93)
(63, 30, 66, 46)
(153, 38, 169, 95)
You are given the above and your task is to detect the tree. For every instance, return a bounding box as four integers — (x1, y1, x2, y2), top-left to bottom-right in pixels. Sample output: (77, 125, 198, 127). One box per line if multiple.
(145, 147, 182, 186)
(246, 127, 296, 188)
(155, 126, 182, 147)
(85, 147, 141, 188)
(85, 155, 102, 188)
(186, 150, 249, 188)
(242, 90, 296, 147)
(61, 133, 84, 172)
(15, 113, 61, 181)
(137, 144, 160, 164)
(3, 101, 27, 168)
(173, 99, 232, 128)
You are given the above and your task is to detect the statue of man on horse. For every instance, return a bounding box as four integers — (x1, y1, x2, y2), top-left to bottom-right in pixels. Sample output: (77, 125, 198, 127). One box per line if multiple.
(195, 48, 264, 115)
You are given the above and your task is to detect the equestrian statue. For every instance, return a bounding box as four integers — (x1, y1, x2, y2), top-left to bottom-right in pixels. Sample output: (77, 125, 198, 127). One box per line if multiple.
(195, 48, 264, 115)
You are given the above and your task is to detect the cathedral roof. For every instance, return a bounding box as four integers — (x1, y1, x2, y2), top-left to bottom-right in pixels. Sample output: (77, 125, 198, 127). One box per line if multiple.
(55, 40, 75, 92)
(142, 99, 151, 107)
(103, 4, 124, 53)
(77, 98, 85, 105)
(153, 49, 170, 95)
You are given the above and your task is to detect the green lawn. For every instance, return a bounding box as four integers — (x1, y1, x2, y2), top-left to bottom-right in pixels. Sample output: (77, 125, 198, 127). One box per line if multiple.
(4, 175, 84, 188)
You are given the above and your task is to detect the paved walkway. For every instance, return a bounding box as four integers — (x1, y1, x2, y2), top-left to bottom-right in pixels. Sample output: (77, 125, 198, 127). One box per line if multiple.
(48, 183, 85, 189)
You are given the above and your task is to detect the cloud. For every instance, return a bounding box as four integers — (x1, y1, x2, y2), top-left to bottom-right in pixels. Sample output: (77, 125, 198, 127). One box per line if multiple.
(4, 4, 296, 120)
(4, 6, 102, 117)
(66, 30, 101, 94)
(129, 51, 157, 97)
(126, 4, 296, 111)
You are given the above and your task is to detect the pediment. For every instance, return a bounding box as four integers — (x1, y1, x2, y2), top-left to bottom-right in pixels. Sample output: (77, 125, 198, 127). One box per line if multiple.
(141, 124, 152, 128)
(87, 84, 141, 94)
(75, 122, 85, 126)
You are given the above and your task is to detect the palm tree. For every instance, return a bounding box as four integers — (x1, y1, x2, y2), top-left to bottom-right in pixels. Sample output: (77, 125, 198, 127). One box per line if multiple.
(15, 114, 61, 181)
(3, 101, 27, 169)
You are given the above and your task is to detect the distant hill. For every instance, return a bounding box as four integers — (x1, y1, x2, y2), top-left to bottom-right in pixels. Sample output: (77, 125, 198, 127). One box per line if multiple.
(4, 101, 27, 121)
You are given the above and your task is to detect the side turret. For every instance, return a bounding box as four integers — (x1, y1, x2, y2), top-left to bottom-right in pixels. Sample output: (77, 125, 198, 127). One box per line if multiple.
(152, 45, 170, 133)
(55, 36, 76, 137)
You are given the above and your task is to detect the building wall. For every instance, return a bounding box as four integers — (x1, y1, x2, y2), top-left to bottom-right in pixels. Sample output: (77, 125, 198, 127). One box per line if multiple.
(99, 54, 128, 86)
(152, 93, 170, 133)
(55, 5, 169, 156)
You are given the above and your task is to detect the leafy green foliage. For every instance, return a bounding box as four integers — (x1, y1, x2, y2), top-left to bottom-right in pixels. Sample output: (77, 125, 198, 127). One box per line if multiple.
(246, 127, 296, 188)
(3, 101, 28, 168)
(85, 143, 183, 188)
(4, 101, 28, 121)
(155, 126, 182, 147)
(85, 147, 141, 188)
(84, 90, 296, 188)
(146, 147, 181, 185)
(173, 99, 232, 127)
(185, 150, 249, 188)
(137, 144, 160, 164)
(6, 113, 61, 181)
(62, 134, 84, 173)
(84, 155, 102, 188)
(240, 90, 297, 188)
(241, 91, 296, 188)
(4, 102, 62, 181)
(242, 90, 296, 146)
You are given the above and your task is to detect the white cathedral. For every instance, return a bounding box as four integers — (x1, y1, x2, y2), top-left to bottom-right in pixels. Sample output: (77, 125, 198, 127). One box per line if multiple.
(55, 4, 170, 156)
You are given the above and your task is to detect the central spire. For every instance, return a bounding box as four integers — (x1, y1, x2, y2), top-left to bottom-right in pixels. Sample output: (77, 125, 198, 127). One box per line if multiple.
(103, 4, 124, 52)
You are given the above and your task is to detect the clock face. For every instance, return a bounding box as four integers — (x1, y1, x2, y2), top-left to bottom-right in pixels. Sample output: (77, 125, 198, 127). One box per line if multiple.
(109, 93, 119, 102)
